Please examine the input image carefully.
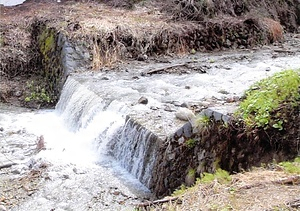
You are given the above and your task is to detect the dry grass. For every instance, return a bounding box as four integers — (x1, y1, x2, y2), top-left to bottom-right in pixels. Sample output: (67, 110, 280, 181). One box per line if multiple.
(262, 18, 284, 42)
(0, 0, 288, 73)
(145, 167, 300, 211)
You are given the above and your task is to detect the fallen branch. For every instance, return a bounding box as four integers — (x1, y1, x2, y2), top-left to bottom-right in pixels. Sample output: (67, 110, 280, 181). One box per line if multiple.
(0, 162, 16, 170)
(288, 198, 300, 208)
(273, 175, 300, 185)
(136, 196, 181, 207)
(273, 49, 294, 54)
(143, 63, 187, 75)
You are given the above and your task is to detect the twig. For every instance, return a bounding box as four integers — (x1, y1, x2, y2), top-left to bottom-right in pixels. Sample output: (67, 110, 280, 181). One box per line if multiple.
(136, 197, 181, 207)
(273, 49, 294, 54)
(143, 63, 187, 75)
(287, 198, 300, 208)
(273, 175, 300, 185)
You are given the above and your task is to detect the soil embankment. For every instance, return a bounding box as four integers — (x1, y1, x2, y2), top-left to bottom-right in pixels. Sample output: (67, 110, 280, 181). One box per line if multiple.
(1, 0, 299, 107)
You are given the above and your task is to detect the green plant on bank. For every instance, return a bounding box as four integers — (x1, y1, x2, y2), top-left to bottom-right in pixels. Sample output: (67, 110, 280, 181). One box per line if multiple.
(25, 80, 52, 104)
(279, 157, 300, 174)
(198, 168, 231, 184)
(195, 114, 211, 127)
(172, 184, 187, 196)
(185, 138, 197, 148)
(172, 168, 231, 196)
(237, 70, 300, 130)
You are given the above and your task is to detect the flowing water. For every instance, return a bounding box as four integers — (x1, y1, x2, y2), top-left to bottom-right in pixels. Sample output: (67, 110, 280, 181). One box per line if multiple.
(0, 0, 26, 6)
(0, 82, 153, 210)
(1, 42, 300, 210)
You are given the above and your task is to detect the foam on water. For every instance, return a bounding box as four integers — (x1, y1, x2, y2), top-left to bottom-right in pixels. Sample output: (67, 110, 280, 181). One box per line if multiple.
(0, 0, 26, 6)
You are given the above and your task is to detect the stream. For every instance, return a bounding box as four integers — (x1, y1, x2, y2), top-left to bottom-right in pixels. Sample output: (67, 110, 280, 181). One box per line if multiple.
(0, 0, 26, 6)
(0, 36, 300, 210)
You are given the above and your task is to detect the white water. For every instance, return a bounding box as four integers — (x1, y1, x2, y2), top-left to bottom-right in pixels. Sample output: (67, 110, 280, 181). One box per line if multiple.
(0, 77, 152, 210)
(0, 0, 26, 6)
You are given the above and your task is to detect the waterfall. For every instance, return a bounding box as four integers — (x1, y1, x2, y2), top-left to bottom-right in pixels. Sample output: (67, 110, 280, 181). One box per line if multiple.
(55, 76, 160, 189)
(56, 78, 106, 131)
(108, 116, 160, 188)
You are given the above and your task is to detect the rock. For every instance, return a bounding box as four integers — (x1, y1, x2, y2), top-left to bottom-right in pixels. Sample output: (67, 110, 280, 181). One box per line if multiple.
(138, 97, 148, 104)
(180, 102, 189, 108)
(11, 168, 21, 174)
(101, 77, 109, 80)
(150, 106, 159, 110)
(175, 108, 195, 121)
(265, 67, 271, 71)
(14, 90, 22, 97)
(0, 205, 6, 211)
(164, 104, 176, 112)
(225, 39, 232, 47)
(0, 127, 3, 132)
(185, 170, 196, 187)
(137, 54, 148, 61)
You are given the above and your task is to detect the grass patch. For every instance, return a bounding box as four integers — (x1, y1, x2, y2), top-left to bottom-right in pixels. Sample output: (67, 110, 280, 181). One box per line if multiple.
(198, 168, 231, 184)
(279, 157, 300, 174)
(172, 169, 231, 197)
(237, 70, 300, 130)
(185, 138, 197, 148)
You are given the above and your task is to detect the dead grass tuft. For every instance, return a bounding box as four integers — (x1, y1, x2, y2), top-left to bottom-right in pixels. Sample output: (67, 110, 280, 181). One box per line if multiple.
(262, 18, 284, 42)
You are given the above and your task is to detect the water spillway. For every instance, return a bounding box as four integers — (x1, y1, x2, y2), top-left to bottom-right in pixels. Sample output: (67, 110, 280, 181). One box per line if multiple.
(52, 47, 300, 196)
(55, 76, 163, 190)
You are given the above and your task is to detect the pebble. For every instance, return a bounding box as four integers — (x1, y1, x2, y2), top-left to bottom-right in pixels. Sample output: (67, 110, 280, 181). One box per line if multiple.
(11, 168, 21, 174)
(138, 97, 148, 105)
(265, 67, 271, 71)
(175, 108, 196, 121)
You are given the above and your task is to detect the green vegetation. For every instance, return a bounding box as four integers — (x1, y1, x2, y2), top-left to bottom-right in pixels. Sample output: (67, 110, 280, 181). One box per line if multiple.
(172, 184, 187, 196)
(279, 157, 300, 174)
(237, 70, 300, 130)
(173, 168, 231, 196)
(24, 80, 52, 105)
(195, 114, 211, 127)
(198, 168, 231, 184)
(185, 138, 197, 148)
(39, 29, 56, 62)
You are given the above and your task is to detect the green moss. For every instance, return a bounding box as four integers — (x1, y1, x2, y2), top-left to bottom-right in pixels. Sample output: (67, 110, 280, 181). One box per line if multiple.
(39, 29, 56, 62)
(279, 157, 300, 174)
(237, 70, 300, 130)
(188, 168, 196, 177)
